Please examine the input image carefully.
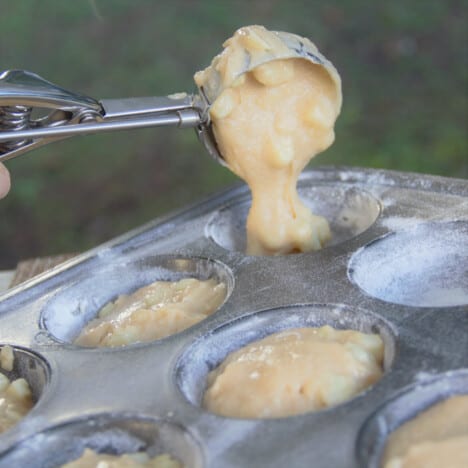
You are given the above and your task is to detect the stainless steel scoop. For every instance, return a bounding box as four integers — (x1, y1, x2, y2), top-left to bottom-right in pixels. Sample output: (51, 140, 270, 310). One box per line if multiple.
(0, 69, 223, 164)
(0, 28, 341, 167)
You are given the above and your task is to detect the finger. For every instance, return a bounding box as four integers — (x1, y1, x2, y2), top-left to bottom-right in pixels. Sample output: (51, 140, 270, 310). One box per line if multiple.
(0, 163, 11, 199)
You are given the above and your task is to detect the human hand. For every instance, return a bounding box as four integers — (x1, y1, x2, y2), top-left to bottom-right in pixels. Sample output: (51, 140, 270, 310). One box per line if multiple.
(0, 163, 11, 199)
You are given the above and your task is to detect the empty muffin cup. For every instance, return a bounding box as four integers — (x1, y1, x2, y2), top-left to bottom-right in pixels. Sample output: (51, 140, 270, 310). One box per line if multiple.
(349, 221, 468, 307)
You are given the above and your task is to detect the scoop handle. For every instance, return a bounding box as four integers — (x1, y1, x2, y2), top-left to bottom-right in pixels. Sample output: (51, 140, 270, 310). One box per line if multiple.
(0, 70, 206, 162)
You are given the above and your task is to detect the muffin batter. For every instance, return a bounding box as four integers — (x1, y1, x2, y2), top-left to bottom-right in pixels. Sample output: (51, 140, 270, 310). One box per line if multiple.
(61, 448, 182, 468)
(74, 278, 226, 347)
(195, 25, 342, 255)
(382, 395, 468, 468)
(0, 344, 13, 371)
(203, 325, 384, 418)
(0, 346, 34, 433)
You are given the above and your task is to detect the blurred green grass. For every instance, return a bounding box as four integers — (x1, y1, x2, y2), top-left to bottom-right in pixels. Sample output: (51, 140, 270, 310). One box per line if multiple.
(0, 0, 467, 268)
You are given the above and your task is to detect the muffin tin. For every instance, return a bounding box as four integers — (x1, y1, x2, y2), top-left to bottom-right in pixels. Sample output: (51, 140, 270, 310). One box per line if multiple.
(0, 166, 466, 467)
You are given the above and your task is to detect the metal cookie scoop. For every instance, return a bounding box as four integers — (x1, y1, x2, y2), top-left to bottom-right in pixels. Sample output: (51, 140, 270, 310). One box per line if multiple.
(194, 27, 341, 112)
(0, 27, 341, 166)
(0, 69, 224, 164)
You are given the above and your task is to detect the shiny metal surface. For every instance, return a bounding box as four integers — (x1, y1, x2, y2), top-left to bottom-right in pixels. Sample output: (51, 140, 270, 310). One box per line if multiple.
(0, 167, 466, 467)
(0, 69, 209, 162)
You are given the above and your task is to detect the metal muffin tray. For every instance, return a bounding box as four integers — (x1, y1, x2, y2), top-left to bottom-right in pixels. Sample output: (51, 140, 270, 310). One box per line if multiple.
(0, 166, 467, 468)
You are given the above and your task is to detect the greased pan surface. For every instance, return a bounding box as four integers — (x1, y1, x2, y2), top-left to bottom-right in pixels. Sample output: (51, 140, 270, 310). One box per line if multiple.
(0, 166, 467, 468)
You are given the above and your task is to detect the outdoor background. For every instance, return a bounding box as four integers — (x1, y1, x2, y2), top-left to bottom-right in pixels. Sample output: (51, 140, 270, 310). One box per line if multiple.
(0, 0, 466, 268)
